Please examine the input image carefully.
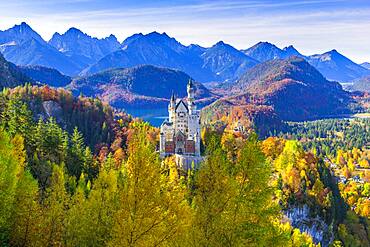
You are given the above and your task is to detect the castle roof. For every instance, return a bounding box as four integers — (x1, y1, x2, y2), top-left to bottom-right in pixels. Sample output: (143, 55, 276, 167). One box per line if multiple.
(175, 99, 188, 112)
(161, 120, 173, 127)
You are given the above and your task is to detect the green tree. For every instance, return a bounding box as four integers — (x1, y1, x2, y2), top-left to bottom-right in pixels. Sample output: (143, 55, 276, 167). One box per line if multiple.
(66, 127, 86, 179)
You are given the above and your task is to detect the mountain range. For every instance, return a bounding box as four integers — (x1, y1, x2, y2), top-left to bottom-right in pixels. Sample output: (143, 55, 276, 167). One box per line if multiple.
(0, 23, 81, 75)
(49, 27, 121, 69)
(242, 42, 369, 82)
(0, 22, 369, 84)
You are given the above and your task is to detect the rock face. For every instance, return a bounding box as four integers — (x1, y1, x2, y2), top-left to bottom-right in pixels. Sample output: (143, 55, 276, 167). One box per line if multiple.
(285, 205, 333, 247)
(0, 22, 80, 75)
(68, 65, 215, 109)
(0, 53, 32, 90)
(41, 100, 65, 127)
(18, 65, 71, 87)
(49, 28, 120, 68)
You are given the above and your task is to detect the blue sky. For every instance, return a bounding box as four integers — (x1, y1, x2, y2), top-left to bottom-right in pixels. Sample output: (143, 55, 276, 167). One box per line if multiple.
(1, 0, 370, 63)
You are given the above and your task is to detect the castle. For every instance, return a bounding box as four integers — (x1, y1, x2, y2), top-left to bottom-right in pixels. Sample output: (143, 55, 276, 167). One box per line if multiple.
(159, 80, 201, 158)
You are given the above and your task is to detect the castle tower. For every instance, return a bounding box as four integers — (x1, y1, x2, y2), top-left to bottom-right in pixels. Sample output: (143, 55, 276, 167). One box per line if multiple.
(168, 92, 176, 122)
(187, 79, 196, 114)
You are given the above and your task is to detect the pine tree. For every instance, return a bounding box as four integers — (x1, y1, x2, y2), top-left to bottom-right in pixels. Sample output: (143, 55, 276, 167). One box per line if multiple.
(66, 127, 86, 179)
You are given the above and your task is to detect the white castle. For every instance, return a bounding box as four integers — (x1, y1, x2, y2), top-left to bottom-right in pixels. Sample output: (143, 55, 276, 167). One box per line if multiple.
(160, 80, 201, 158)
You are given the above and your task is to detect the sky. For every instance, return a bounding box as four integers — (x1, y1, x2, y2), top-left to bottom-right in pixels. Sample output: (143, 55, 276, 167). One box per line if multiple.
(0, 0, 369, 63)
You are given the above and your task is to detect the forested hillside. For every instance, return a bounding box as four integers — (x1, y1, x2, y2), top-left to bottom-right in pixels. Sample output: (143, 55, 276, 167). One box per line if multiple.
(18, 65, 71, 87)
(0, 53, 32, 90)
(0, 84, 369, 246)
(0, 90, 312, 245)
(68, 65, 215, 108)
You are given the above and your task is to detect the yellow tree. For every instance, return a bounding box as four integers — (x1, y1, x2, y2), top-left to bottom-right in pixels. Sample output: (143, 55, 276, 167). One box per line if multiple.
(65, 169, 119, 246)
(0, 132, 24, 243)
(110, 125, 189, 246)
(9, 171, 42, 246)
(190, 139, 236, 246)
(38, 165, 70, 247)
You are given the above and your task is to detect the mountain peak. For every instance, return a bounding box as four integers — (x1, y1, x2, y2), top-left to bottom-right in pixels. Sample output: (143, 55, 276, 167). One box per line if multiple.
(327, 49, 340, 55)
(283, 45, 296, 51)
(66, 27, 84, 35)
(20, 22, 31, 28)
(282, 45, 303, 58)
(308, 49, 369, 81)
(210, 41, 241, 53)
(243, 41, 284, 62)
(257, 41, 274, 46)
(2, 22, 46, 44)
(12, 22, 34, 33)
(147, 31, 168, 37)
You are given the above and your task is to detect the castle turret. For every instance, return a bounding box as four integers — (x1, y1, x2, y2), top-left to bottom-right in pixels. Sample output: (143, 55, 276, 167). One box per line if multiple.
(168, 92, 176, 122)
(187, 79, 196, 114)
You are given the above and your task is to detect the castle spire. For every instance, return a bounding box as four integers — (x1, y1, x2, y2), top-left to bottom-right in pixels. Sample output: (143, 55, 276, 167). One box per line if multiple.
(187, 78, 194, 89)
(171, 91, 175, 103)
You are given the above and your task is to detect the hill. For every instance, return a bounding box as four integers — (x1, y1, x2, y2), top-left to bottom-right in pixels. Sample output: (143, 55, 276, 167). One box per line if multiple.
(68, 65, 215, 108)
(230, 56, 351, 120)
(0, 22, 80, 75)
(0, 53, 33, 89)
(203, 57, 353, 135)
(18, 65, 71, 87)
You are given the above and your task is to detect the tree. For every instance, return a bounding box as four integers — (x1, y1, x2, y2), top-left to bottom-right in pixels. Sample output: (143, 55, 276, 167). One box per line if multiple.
(226, 134, 287, 246)
(0, 131, 22, 242)
(191, 134, 287, 246)
(110, 125, 189, 246)
(38, 165, 70, 246)
(66, 127, 85, 179)
(9, 171, 42, 246)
